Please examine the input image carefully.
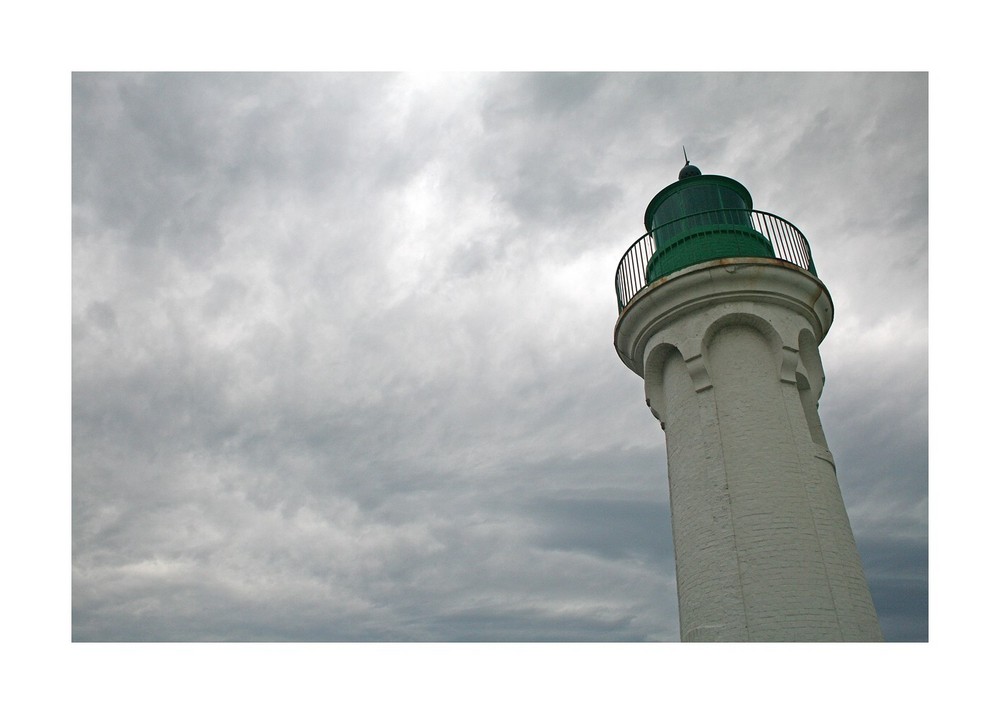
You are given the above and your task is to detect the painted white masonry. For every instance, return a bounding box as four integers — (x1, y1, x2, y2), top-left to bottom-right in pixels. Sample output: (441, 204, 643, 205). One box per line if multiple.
(614, 257, 882, 642)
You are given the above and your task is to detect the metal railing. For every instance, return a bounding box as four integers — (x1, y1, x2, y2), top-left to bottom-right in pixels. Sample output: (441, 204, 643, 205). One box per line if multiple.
(614, 208, 816, 313)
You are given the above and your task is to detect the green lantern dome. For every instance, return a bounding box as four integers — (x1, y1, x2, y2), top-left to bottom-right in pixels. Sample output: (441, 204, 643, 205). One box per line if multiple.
(643, 158, 775, 283)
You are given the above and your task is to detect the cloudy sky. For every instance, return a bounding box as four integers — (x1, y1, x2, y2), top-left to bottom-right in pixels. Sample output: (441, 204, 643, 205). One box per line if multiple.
(71, 72, 927, 642)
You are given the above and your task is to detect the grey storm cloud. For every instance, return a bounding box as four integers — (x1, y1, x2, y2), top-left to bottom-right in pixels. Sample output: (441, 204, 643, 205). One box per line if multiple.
(72, 72, 927, 641)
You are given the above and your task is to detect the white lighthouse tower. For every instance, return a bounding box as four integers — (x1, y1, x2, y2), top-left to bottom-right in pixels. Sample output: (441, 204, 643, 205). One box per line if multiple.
(613, 156, 882, 641)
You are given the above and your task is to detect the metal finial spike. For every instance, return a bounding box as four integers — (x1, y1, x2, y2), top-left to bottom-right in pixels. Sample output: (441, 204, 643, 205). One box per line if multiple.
(678, 147, 701, 180)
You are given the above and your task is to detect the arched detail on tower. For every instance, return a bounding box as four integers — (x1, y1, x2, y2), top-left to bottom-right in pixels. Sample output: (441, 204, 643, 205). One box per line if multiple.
(797, 328, 829, 449)
(701, 312, 786, 384)
(645, 333, 714, 407)
(643, 341, 681, 423)
(797, 329, 826, 399)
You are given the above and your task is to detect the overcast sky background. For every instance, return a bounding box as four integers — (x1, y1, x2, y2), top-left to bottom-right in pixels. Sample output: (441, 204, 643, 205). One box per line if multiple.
(71, 72, 927, 642)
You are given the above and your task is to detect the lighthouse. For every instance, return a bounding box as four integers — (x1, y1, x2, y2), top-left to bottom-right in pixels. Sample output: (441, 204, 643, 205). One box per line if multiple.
(613, 155, 883, 641)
